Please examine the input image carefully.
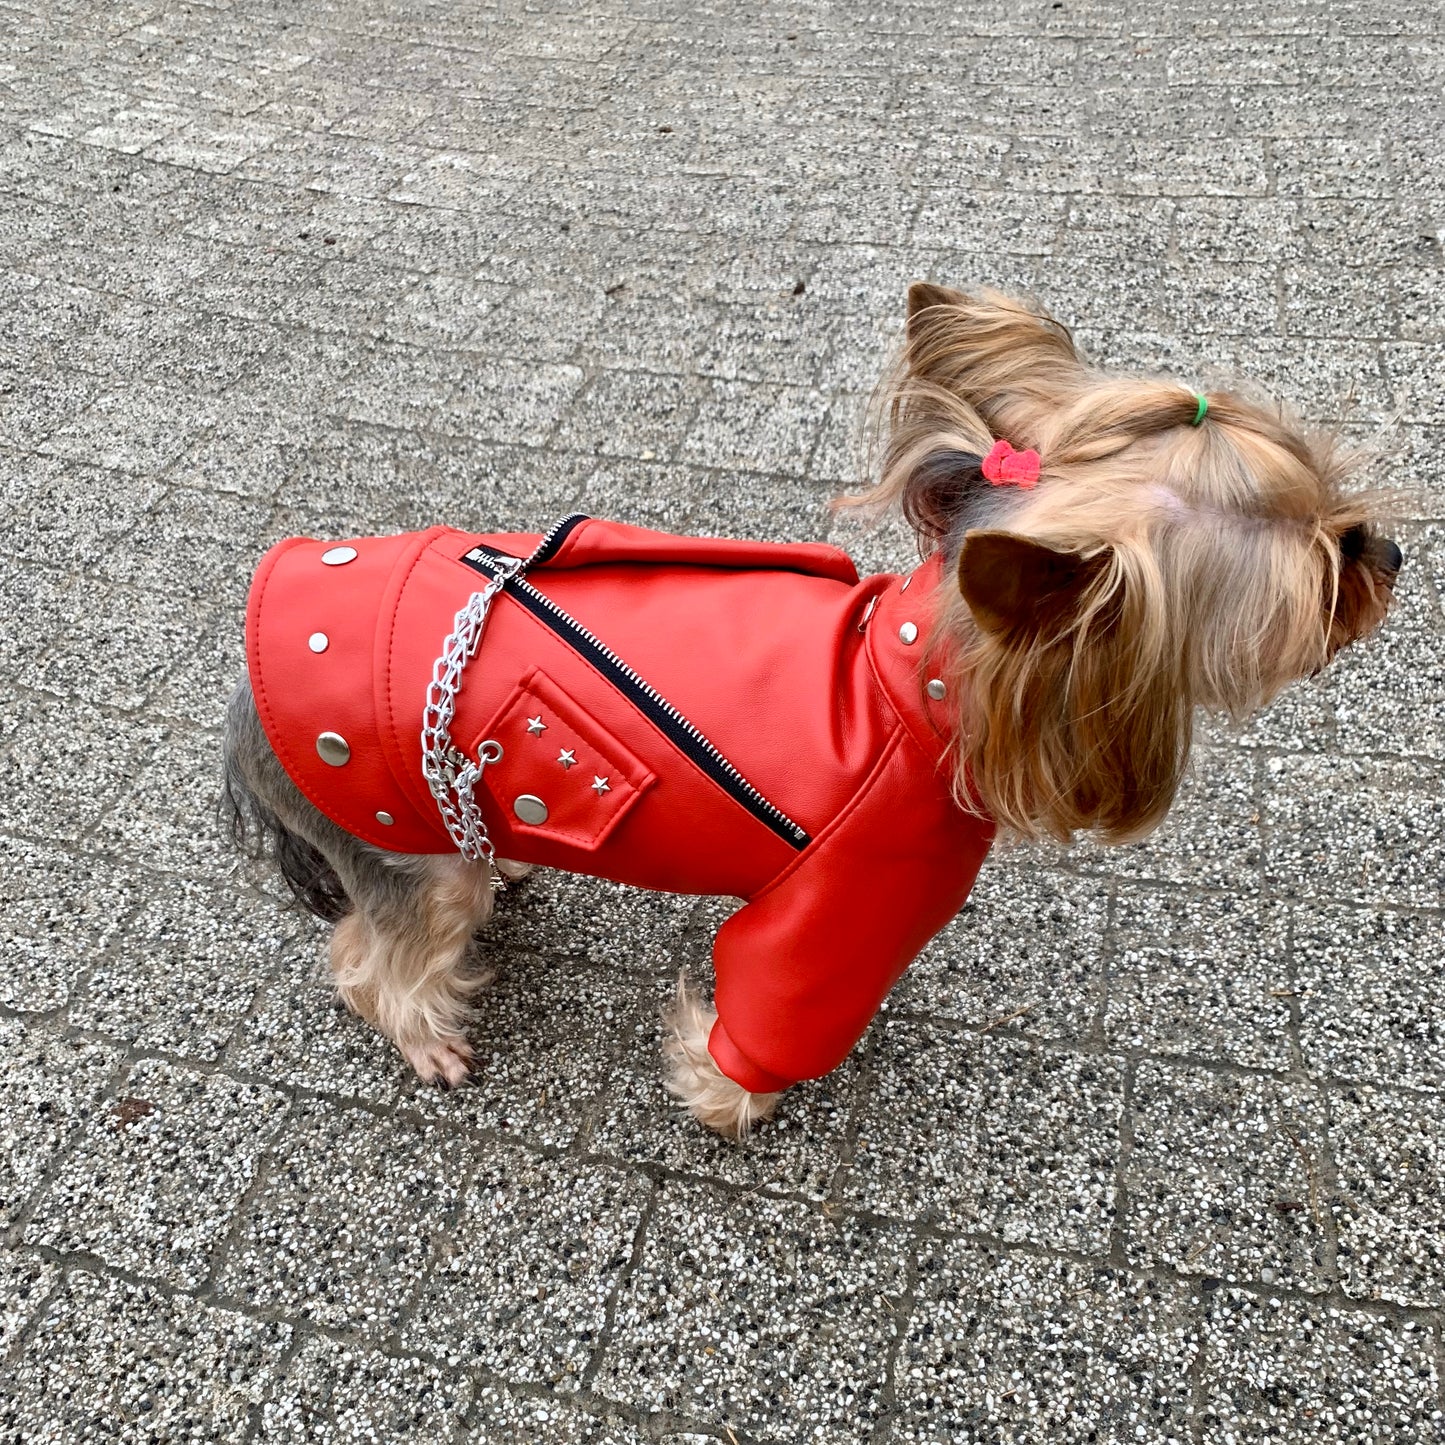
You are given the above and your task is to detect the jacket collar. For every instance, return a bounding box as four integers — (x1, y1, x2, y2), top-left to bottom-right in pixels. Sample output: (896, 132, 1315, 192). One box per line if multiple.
(863, 551, 957, 765)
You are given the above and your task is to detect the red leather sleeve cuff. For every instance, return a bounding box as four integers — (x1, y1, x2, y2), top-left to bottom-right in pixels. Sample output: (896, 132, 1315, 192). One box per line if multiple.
(707, 1019, 793, 1095)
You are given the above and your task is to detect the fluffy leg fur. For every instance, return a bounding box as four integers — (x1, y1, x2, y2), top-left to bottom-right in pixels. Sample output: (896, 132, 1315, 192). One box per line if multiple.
(329, 853, 496, 1088)
(662, 974, 780, 1140)
(224, 678, 497, 1088)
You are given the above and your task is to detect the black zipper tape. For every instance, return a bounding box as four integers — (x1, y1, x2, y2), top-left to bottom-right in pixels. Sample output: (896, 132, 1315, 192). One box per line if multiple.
(459, 526, 811, 850)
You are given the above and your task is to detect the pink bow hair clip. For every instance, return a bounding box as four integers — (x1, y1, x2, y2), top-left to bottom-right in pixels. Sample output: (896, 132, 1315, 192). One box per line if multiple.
(982, 439, 1040, 489)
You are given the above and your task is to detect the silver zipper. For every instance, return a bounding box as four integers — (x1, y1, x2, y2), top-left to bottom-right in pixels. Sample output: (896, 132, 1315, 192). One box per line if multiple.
(462, 531, 811, 848)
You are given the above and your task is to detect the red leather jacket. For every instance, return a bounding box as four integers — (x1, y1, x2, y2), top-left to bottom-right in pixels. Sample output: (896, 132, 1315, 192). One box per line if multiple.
(246, 516, 994, 1093)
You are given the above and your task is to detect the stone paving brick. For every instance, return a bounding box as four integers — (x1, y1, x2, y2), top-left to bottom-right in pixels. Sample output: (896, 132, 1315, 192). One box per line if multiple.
(891, 857, 1107, 1043)
(271, 427, 594, 534)
(1263, 754, 1445, 909)
(34, 577, 216, 712)
(90, 486, 272, 603)
(227, 941, 408, 1109)
(407, 1143, 650, 1390)
(843, 1022, 1123, 1251)
(593, 1180, 909, 1442)
(0, 694, 167, 844)
(0, 1269, 291, 1445)
(0, 1247, 57, 1357)
(585, 971, 857, 1201)
(24, 1058, 289, 1289)
(0, 1017, 121, 1230)
(0, 834, 139, 1011)
(1125, 1062, 1330, 1293)
(259, 1334, 474, 1443)
(71, 872, 300, 1060)
(1331, 1083, 1445, 1309)
(96, 724, 239, 870)
(1073, 746, 1262, 892)
(337, 344, 584, 443)
(483, 869, 699, 973)
(466, 1385, 664, 1444)
(553, 369, 702, 461)
(1295, 904, 1445, 1092)
(583, 458, 835, 543)
(1198, 1290, 1442, 1444)
(1104, 888, 1293, 1070)
(216, 1098, 461, 1333)
(399, 950, 645, 1151)
(892, 1242, 1199, 1444)
(681, 379, 828, 476)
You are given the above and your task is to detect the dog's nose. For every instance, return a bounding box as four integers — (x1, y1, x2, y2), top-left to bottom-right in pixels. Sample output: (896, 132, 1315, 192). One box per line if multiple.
(1380, 538, 1403, 575)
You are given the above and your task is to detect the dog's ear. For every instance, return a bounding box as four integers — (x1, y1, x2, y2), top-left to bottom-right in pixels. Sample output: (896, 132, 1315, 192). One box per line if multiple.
(958, 531, 1108, 636)
(900, 288, 1081, 439)
(907, 280, 967, 326)
(904, 282, 969, 365)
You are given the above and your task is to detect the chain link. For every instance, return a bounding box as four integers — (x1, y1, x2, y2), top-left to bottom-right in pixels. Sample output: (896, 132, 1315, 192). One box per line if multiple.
(419, 553, 524, 880)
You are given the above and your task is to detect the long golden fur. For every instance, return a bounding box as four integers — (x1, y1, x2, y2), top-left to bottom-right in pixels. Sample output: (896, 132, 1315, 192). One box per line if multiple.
(843, 283, 1399, 844)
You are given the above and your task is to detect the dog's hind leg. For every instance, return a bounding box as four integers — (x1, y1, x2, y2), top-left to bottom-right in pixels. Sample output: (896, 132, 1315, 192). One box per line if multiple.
(329, 853, 496, 1089)
(225, 677, 498, 1087)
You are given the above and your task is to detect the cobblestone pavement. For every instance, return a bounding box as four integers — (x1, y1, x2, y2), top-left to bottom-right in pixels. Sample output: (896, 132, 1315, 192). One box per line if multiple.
(2, 1, 1443, 1441)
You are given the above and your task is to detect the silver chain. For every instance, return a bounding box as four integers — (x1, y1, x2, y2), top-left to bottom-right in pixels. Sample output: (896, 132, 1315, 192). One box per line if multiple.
(420, 552, 524, 878)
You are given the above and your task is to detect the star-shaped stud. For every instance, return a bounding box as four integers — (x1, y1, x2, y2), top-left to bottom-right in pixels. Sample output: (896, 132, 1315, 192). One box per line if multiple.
(557, 748, 576, 770)
(526, 716, 546, 736)
(592, 775, 610, 796)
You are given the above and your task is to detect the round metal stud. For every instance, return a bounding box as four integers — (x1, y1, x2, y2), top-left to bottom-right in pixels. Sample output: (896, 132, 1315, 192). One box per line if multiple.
(927, 678, 947, 701)
(316, 731, 351, 766)
(898, 621, 919, 645)
(321, 546, 358, 566)
(513, 794, 548, 826)
(308, 631, 330, 653)
(375, 811, 395, 826)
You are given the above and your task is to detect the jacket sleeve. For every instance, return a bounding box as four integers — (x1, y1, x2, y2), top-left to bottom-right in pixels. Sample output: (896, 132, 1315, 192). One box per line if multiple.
(706, 735, 994, 1093)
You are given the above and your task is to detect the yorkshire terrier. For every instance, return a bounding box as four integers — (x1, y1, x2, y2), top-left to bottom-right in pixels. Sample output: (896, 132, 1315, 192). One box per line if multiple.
(222, 284, 1400, 1138)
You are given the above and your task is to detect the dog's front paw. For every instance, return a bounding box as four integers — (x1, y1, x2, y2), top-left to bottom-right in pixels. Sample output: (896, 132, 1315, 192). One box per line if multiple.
(400, 1033, 475, 1091)
(662, 975, 780, 1140)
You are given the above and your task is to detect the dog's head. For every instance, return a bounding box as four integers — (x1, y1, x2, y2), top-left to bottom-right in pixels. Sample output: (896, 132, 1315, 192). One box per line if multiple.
(857, 282, 1400, 843)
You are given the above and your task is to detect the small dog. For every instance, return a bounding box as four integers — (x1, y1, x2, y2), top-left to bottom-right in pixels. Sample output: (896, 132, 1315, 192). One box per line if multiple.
(222, 284, 1400, 1138)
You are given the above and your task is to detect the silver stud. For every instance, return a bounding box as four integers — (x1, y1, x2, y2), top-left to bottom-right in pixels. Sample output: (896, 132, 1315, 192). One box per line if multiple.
(513, 794, 548, 825)
(316, 731, 350, 766)
(557, 748, 576, 770)
(526, 715, 547, 736)
(927, 678, 947, 701)
(308, 632, 329, 653)
(899, 622, 919, 645)
(375, 810, 394, 826)
(592, 776, 610, 796)
(321, 546, 357, 566)
(900, 575, 912, 591)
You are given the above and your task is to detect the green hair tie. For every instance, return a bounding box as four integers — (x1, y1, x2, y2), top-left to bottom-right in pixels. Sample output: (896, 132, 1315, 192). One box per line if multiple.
(1190, 393, 1209, 427)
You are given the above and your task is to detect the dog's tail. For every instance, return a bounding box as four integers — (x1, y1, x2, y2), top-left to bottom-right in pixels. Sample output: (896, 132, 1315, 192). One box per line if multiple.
(221, 686, 351, 923)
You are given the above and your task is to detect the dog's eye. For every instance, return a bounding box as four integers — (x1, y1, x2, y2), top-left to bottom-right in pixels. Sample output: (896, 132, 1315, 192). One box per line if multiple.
(1339, 525, 1367, 561)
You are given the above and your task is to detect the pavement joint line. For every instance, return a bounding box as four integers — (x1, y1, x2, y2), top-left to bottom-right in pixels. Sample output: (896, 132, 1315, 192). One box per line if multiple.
(16, 990, 1445, 1121)
(2, 1042, 137, 1257)
(577, 1172, 661, 1394)
(865, 1221, 926, 1445)
(1105, 1055, 1137, 1271)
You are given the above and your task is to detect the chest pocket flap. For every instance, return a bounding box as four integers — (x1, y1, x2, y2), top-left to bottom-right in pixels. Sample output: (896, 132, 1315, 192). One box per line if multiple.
(475, 666, 654, 850)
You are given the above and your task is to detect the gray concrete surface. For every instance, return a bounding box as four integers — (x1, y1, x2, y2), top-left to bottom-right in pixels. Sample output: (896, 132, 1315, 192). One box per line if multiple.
(2, 1, 1443, 1441)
